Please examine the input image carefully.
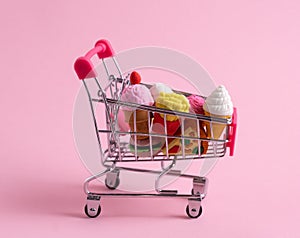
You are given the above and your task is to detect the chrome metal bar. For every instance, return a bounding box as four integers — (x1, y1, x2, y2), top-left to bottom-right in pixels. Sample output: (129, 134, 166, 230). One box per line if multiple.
(103, 138, 227, 162)
(88, 192, 200, 198)
(193, 177, 208, 199)
(148, 111, 153, 159)
(103, 58, 118, 96)
(164, 114, 169, 159)
(133, 110, 137, 161)
(84, 168, 111, 194)
(93, 78, 112, 126)
(105, 150, 226, 160)
(102, 59, 113, 104)
(104, 74, 122, 163)
(113, 166, 189, 177)
(104, 153, 225, 162)
(102, 59, 110, 80)
(112, 57, 122, 79)
(109, 76, 115, 101)
(93, 77, 118, 159)
(197, 119, 201, 156)
(93, 98, 231, 124)
(161, 160, 165, 170)
(102, 75, 116, 92)
(181, 117, 185, 158)
(155, 156, 177, 194)
(82, 80, 105, 166)
(102, 59, 114, 100)
(109, 74, 126, 163)
(98, 130, 227, 143)
(112, 57, 125, 99)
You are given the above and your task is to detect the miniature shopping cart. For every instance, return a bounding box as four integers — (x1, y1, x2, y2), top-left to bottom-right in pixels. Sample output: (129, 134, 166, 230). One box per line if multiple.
(74, 39, 237, 218)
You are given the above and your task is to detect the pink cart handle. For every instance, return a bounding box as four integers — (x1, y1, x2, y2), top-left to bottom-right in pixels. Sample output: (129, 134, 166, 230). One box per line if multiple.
(227, 107, 237, 156)
(74, 39, 115, 80)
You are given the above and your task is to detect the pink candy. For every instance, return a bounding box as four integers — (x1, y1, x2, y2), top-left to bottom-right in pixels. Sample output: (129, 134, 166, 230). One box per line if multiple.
(187, 95, 205, 115)
(121, 84, 154, 111)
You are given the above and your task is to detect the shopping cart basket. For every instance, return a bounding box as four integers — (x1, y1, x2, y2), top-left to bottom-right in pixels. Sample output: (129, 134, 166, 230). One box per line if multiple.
(73, 39, 237, 218)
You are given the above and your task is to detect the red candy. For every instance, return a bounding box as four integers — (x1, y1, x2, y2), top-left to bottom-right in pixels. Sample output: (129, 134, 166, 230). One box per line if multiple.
(130, 71, 141, 84)
(152, 113, 181, 136)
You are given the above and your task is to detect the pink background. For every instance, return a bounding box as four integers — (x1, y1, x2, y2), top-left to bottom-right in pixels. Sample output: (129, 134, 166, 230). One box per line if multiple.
(1, 0, 300, 237)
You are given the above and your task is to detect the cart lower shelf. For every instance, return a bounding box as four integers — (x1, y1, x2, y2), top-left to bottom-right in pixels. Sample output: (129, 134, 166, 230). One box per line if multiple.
(84, 166, 208, 219)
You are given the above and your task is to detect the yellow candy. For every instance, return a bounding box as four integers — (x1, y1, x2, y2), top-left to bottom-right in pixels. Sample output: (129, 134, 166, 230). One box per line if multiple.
(156, 92, 190, 121)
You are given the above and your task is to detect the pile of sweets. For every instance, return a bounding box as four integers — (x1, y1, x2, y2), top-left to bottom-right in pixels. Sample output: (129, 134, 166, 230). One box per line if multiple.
(120, 71, 233, 157)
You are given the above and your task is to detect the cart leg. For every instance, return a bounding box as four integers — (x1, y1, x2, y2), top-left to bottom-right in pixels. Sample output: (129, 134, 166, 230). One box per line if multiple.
(186, 198, 202, 219)
(192, 177, 208, 199)
(155, 157, 178, 194)
(105, 168, 120, 190)
(84, 168, 111, 194)
(85, 194, 101, 218)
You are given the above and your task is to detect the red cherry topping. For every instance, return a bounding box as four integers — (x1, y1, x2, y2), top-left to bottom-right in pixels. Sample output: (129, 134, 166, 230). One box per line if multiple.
(130, 71, 141, 84)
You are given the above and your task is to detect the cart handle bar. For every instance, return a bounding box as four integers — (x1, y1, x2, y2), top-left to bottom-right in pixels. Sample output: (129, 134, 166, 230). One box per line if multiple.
(74, 39, 115, 80)
(226, 107, 237, 156)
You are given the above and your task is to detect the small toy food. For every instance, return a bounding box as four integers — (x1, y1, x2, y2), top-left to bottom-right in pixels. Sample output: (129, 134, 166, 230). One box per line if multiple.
(130, 71, 141, 85)
(152, 92, 190, 138)
(116, 110, 130, 134)
(186, 94, 208, 153)
(203, 85, 233, 139)
(187, 95, 205, 115)
(155, 92, 190, 121)
(129, 136, 164, 157)
(121, 84, 154, 140)
(162, 119, 208, 155)
(150, 83, 173, 101)
(121, 84, 153, 109)
(152, 113, 181, 136)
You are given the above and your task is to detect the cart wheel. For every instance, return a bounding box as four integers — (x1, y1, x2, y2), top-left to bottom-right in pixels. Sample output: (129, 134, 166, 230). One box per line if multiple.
(186, 205, 202, 219)
(84, 204, 101, 218)
(105, 177, 120, 190)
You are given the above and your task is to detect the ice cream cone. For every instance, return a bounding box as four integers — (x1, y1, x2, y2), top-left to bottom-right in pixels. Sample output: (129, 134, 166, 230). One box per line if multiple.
(123, 110, 133, 123)
(203, 110, 231, 139)
(202, 85, 233, 140)
(124, 110, 151, 140)
(121, 82, 154, 140)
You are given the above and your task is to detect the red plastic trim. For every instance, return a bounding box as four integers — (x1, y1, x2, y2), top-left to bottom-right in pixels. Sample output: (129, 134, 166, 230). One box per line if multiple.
(227, 107, 237, 156)
(95, 39, 115, 59)
(74, 39, 115, 80)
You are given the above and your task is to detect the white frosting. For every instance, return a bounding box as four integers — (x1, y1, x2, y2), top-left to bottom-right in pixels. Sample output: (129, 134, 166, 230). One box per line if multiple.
(150, 83, 173, 100)
(203, 85, 233, 116)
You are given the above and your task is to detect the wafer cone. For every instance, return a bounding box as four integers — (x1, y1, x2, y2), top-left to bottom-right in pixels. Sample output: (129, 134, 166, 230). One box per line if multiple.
(123, 110, 150, 140)
(203, 110, 231, 139)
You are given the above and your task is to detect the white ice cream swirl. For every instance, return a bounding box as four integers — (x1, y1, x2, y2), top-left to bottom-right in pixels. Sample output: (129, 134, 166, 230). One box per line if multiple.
(203, 85, 233, 116)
